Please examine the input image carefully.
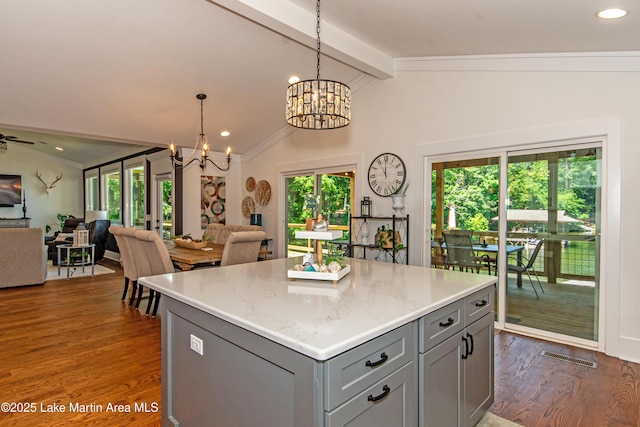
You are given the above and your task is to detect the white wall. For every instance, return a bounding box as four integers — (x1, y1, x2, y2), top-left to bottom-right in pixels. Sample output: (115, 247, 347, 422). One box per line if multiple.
(238, 54, 640, 362)
(0, 144, 83, 233)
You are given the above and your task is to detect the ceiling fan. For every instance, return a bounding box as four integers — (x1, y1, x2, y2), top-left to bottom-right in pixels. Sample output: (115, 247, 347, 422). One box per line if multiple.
(0, 134, 35, 145)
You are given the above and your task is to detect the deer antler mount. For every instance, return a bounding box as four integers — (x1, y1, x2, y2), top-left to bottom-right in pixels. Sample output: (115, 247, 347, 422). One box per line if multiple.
(36, 169, 63, 194)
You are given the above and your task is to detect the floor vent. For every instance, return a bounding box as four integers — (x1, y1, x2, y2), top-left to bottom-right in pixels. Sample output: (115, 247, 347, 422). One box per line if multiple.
(540, 350, 597, 368)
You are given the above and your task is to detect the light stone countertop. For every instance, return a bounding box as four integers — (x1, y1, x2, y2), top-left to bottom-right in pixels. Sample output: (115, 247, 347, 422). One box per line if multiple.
(139, 257, 497, 360)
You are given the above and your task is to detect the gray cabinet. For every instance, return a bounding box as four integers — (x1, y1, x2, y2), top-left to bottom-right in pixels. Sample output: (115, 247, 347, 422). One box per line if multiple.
(326, 361, 415, 427)
(158, 284, 493, 427)
(162, 298, 418, 427)
(419, 288, 494, 427)
(325, 322, 417, 426)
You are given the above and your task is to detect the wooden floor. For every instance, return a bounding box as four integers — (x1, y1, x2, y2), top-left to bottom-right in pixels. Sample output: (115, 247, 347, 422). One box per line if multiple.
(0, 259, 162, 426)
(0, 261, 637, 427)
(492, 331, 640, 427)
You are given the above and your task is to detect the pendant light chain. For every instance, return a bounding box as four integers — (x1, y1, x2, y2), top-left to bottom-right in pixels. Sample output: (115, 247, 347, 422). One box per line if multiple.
(200, 95, 205, 139)
(316, 0, 321, 80)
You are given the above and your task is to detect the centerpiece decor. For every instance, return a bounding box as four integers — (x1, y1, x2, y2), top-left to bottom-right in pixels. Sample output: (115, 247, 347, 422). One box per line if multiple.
(288, 229, 350, 284)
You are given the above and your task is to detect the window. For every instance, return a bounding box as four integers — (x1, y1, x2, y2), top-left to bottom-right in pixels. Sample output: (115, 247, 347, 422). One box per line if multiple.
(85, 169, 99, 211)
(101, 166, 121, 225)
(125, 163, 145, 227)
(285, 169, 354, 258)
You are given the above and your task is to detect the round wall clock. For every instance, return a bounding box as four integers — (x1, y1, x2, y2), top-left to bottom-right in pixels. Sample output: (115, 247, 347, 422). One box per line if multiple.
(368, 152, 406, 196)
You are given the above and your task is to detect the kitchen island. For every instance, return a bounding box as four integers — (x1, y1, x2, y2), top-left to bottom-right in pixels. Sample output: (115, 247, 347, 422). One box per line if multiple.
(140, 257, 497, 427)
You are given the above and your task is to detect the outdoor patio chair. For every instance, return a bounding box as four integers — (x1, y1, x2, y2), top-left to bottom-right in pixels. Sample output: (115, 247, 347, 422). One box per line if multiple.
(507, 239, 545, 298)
(443, 230, 492, 274)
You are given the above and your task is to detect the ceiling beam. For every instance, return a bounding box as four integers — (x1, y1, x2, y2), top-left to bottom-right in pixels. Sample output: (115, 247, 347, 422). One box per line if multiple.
(208, 0, 395, 79)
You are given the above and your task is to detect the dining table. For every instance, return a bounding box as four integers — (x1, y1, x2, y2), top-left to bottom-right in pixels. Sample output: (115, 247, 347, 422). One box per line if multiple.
(169, 243, 224, 271)
(432, 241, 525, 286)
(473, 244, 524, 286)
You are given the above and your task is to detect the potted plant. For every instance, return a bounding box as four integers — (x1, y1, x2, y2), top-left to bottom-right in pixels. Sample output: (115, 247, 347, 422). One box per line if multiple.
(375, 225, 402, 249)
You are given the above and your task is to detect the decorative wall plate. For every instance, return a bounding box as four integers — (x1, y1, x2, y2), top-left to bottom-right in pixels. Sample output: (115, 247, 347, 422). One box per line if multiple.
(241, 196, 256, 219)
(246, 177, 256, 192)
(254, 180, 271, 207)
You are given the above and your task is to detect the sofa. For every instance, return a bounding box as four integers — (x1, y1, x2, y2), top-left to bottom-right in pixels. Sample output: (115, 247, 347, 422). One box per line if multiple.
(202, 223, 263, 245)
(0, 228, 47, 288)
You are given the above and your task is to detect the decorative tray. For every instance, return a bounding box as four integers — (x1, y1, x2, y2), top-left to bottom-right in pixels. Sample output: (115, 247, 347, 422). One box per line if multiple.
(287, 265, 351, 284)
(173, 239, 207, 249)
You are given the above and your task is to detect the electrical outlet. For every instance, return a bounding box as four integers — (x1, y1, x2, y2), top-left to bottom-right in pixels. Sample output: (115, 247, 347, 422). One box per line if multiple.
(190, 334, 203, 355)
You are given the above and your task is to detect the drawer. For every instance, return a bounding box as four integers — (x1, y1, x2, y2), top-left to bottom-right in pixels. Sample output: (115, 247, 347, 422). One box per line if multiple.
(419, 299, 464, 353)
(324, 322, 415, 411)
(325, 361, 416, 427)
(465, 286, 494, 325)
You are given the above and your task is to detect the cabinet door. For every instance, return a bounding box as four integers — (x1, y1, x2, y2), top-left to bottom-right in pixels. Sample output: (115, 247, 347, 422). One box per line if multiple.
(419, 333, 463, 427)
(463, 314, 494, 427)
(326, 362, 416, 427)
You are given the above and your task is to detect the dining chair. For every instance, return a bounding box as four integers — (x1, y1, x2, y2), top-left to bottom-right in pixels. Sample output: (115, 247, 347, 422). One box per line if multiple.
(134, 230, 177, 317)
(109, 226, 138, 304)
(220, 231, 267, 266)
(121, 227, 151, 308)
(507, 239, 545, 298)
(443, 230, 492, 274)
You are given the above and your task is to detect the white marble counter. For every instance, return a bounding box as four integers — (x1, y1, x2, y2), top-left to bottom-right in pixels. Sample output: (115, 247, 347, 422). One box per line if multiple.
(139, 257, 496, 360)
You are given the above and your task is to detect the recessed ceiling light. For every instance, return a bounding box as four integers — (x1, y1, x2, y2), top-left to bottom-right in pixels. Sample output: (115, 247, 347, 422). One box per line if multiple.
(220, 131, 230, 137)
(55, 146, 64, 151)
(288, 76, 300, 84)
(597, 8, 628, 19)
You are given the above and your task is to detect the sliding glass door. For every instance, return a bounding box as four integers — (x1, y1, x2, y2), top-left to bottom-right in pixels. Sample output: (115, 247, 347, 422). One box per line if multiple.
(429, 143, 602, 344)
(505, 146, 601, 341)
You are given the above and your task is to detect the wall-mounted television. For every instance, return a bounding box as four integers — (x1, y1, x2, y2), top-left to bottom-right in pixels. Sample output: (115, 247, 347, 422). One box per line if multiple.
(0, 174, 22, 207)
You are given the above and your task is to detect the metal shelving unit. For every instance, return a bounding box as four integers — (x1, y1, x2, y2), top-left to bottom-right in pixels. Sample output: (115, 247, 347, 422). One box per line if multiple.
(348, 215, 409, 264)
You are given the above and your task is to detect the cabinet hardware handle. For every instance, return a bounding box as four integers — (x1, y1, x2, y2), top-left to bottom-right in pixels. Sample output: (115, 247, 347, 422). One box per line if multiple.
(439, 317, 454, 327)
(365, 352, 388, 368)
(367, 385, 391, 402)
(467, 332, 474, 356)
(475, 299, 488, 307)
(461, 336, 469, 359)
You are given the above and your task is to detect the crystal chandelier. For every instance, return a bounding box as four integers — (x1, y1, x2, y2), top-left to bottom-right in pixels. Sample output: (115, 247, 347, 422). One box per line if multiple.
(286, 0, 351, 129)
(170, 93, 231, 171)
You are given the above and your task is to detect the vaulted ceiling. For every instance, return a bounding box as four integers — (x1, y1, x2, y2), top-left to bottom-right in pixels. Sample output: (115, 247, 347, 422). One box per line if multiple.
(1, 0, 638, 165)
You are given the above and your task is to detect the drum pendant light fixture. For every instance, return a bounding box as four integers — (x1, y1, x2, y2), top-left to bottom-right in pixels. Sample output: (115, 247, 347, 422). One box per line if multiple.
(286, 0, 351, 129)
